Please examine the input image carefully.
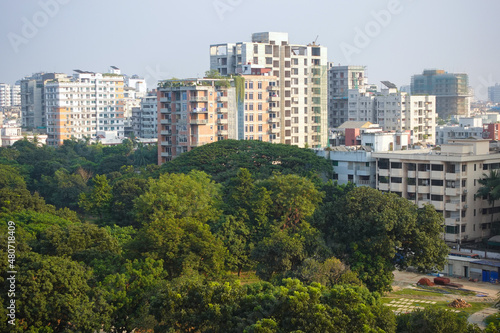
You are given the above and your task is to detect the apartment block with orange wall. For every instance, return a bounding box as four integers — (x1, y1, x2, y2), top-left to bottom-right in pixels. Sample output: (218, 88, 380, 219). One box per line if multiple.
(157, 73, 279, 164)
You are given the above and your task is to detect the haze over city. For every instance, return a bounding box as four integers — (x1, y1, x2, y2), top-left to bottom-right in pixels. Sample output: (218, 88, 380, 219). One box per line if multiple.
(1, 0, 499, 99)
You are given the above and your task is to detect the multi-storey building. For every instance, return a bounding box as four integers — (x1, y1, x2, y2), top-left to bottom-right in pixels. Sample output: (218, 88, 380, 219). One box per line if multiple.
(0, 84, 11, 110)
(328, 65, 367, 128)
(411, 69, 472, 119)
(11, 83, 20, 107)
(346, 84, 436, 144)
(436, 117, 485, 144)
(317, 130, 410, 187)
(44, 70, 125, 146)
(488, 84, 500, 103)
(133, 90, 157, 139)
(210, 32, 328, 148)
(373, 139, 500, 244)
(157, 73, 278, 164)
(20, 72, 66, 130)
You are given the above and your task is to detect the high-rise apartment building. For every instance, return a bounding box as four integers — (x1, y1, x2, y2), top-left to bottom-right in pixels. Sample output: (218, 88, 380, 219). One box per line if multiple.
(11, 83, 20, 107)
(411, 69, 471, 119)
(157, 73, 277, 164)
(44, 70, 125, 146)
(210, 32, 328, 148)
(0, 84, 11, 109)
(346, 84, 436, 144)
(21, 72, 67, 130)
(373, 139, 500, 244)
(327, 65, 367, 128)
(133, 90, 158, 139)
(488, 84, 500, 103)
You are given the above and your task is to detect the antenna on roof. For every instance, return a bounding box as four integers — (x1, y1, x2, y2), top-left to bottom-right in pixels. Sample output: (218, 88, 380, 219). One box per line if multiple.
(312, 35, 319, 45)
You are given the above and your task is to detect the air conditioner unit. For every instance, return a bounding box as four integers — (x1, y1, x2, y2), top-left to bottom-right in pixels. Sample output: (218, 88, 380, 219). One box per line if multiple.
(463, 189, 468, 194)
(456, 218, 460, 222)
(464, 205, 468, 209)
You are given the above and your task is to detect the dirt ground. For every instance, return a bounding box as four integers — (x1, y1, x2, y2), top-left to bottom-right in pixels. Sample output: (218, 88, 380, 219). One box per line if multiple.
(392, 270, 500, 302)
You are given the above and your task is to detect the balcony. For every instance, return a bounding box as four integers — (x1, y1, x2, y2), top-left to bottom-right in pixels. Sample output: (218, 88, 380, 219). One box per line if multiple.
(390, 183, 404, 192)
(160, 130, 171, 135)
(160, 141, 172, 146)
(269, 106, 280, 112)
(378, 169, 389, 177)
(417, 171, 430, 178)
(270, 126, 280, 134)
(216, 107, 228, 112)
(430, 201, 444, 210)
(378, 183, 389, 191)
(192, 107, 208, 113)
(160, 119, 171, 124)
(218, 130, 228, 135)
(446, 173, 458, 181)
(407, 185, 416, 193)
(431, 187, 444, 195)
(190, 119, 208, 125)
(268, 117, 279, 123)
(217, 118, 228, 125)
(190, 96, 208, 102)
(431, 171, 444, 179)
(445, 187, 459, 196)
(445, 200, 460, 211)
(268, 95, 280, 102)
(217, 95, 228, 102)
(390, 169, 403, 177)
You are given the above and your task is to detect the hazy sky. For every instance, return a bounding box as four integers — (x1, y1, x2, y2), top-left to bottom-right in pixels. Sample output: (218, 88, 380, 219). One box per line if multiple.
(1, 0, 499, 99)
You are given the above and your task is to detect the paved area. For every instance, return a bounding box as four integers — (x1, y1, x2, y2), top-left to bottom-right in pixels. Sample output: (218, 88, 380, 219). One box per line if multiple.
(467, 307, 498, 329)
(393, 270, 500, 297)
(393, 270, 500, 328)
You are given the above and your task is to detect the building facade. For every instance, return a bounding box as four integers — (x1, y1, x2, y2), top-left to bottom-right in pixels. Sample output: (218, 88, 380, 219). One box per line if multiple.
(133, 90, 158, 139)
(346, 86, 436, 144)
(328, 65, 367, 128)
(488, 84, 500, 104)
(157, 74, 278, 164)
(210, 32, 328, 148)
(44, 71, 125, 146)
(373, 139, 500, 244)
(411, 69, 471, 119)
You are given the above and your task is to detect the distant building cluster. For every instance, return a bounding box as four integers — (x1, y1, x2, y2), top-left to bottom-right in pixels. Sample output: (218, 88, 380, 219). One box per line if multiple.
(3, 31, 500, 247)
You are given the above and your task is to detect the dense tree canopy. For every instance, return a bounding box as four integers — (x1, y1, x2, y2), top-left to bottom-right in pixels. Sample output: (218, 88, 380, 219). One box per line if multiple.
(0, 138, 458, 331)
(161, 140, 333, 183)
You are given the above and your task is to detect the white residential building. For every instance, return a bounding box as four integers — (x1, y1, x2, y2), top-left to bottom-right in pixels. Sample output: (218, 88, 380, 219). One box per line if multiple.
(347, 84, 436, 144)
(328, 65, 367, 128)
(133, 90, 157, 139)
(436, 117, 485, 145)
(317, 130, 411, 188)
(210, 32, 328, 148)
(373, 139, 500, 244)
(44, 70, 125, 146)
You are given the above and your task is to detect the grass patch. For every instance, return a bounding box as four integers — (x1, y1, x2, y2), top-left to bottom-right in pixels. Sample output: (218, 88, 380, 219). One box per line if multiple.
(486, 313, 500, 326)
(389, 288, 446, 297)
(238, 271, 261, 285)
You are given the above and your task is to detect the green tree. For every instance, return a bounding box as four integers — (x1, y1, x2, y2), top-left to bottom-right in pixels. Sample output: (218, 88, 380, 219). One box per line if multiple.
(321, 186, 447, 292)
(161, 140, 332, 183)
(39, 168, 88, 210)
(109, 177, 148, 227)
(1, 252, 111, 331)
(131, 217, 226, 278)
(134, 170, 222, 225)
(396, 307, 481, 333)
(79, 174, 113, 221)
(252, 229, 306, 281)
(477, 170, 500, 227)
(100, 258, 166, 332)
(34, 223, 121, 264)
(259, 173, 324, 228)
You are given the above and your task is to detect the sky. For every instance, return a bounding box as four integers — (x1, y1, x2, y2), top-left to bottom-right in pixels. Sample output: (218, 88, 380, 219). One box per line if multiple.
(0, 0, 499, 100)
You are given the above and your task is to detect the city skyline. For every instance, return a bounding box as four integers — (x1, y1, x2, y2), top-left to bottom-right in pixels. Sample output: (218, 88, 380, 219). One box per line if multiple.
(1, 0, 499, 100)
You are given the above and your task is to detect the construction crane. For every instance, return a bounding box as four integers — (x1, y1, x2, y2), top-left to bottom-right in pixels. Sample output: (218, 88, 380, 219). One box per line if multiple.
(312, 35, 319, 45)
